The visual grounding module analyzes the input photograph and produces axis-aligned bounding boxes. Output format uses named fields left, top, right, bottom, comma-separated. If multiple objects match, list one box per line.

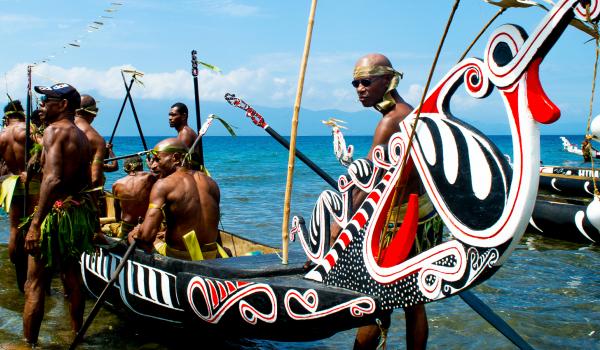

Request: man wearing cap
left=0, top=100, right=40, bottom=292
left=345, top=54, right=439, bottom=350
left=23, top=83, right=98, bottom=346
left=129, top=138, right=226, bottom=260
left=107, top=155, right=158, bottom=238
left=75, top=94, right=117, bottom=188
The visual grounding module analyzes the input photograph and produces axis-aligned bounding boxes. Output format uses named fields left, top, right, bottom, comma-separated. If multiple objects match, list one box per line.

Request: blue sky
left=1, top=0, right=598, bottom=136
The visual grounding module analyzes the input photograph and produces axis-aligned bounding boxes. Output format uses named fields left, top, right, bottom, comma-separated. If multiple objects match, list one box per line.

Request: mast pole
left=281, top=0, right=317, bottom=264
left=191, top=50, right=205, bottom=168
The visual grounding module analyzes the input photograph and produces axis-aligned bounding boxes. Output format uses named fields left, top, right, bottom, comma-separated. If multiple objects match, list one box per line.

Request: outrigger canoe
left=528, top=194, right=600, bottom=244
left=538, top=165, right=598, bottom=197
left=81, top=0, right=596, bottom=341
left=81, top=233, right=385, bottom=341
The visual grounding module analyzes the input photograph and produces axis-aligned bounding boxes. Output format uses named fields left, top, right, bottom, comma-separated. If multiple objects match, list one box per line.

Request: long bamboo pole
left=281, top=0, right=317, bottom=265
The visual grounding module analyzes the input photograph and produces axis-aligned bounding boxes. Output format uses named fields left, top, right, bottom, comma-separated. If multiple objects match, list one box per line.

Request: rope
left=379, top=0, right=461, bottom=260
left=375, top=318, right=388, bottom=350
left=458, top=7, right=506, bottom=62
left=584, top=4, right=600, bottom=196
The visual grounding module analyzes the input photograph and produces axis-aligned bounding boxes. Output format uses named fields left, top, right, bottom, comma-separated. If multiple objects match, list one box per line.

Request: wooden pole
left=281, top=0, right=317, bottom=265
left=191, top=50, right=205, bottom=167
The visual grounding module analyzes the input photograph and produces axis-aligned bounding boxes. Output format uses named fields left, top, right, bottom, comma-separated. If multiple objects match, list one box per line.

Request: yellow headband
left=151, top=143, right=188, bottom=155
left=76, top=106, right=98, bottom=116
left=353, top=65, right=404, bottom=113
left=4, top=111, right=25, bottom=118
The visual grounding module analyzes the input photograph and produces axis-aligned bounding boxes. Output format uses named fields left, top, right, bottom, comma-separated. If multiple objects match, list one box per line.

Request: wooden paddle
left=69, top=241, right=137, bottom=350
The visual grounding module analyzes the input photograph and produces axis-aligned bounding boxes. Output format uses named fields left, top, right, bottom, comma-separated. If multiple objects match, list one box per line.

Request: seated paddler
left=105, top=155, right=158, bottom=238
left=129, top=138, right=226, bottom=260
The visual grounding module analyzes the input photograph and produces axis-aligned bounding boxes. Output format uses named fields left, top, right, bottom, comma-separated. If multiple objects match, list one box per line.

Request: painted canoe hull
left=81, top=240, right=384, bottom=341
left=538, top=166, right=599, bottom=197
left=540, top=165, right=600, bottom=178
left=528, top=196, right=600, bottom=244
left=538, top=174, right=595, bottom=198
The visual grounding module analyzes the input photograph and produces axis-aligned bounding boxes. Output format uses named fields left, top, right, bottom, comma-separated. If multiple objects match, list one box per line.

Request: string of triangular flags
left=33, top=2, right=124, bottom=65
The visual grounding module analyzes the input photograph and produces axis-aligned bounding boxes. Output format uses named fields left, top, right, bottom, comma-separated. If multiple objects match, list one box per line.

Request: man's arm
left=103, top=143, right=119, bottom=172
left=24, top=127, right=63, bottom=253
left=90, top=135, right=106, bottom=187
left=112, top=183, right=122, bottom=221
left=134, top=180, right=169, bottom=252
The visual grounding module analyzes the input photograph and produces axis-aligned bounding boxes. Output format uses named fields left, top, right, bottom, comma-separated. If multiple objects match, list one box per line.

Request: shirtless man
left=23, top=83, right=97, bottom=345
left=169, top=102, right=197, bottom=147
left=0, top=100, right=39, bottom=292
left=75, top=94, right=117, bottom=187
left=168, top=102, right=204, bottom=171
left=349, top=54, right=435, bottom=350
left=130, top=138, right=223, bottom=260
left=111, top=155, right=157, bottom=238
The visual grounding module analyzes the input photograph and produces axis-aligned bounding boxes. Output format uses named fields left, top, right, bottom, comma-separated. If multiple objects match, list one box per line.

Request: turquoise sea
left=0, top=134, right=598, bottom=349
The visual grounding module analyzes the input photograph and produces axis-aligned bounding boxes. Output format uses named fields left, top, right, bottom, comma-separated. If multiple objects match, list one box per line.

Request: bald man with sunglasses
left=347, top=53, right=434, bottom=350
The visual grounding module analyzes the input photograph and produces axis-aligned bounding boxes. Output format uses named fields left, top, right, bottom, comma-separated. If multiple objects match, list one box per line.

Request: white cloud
left=402, top=84, right=424, bottom=106
left=4, top=63, right=297, bottom=107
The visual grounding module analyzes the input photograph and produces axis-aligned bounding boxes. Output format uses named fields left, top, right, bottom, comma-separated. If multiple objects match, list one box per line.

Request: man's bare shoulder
left=76, top=120, right=104, bottom=144
left=388, top=101, right=413, bottom=121
left=155, top=172, right=184, bottom=190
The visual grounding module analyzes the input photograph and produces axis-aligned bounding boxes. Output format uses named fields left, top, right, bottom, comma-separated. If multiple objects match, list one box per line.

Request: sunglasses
left=40, top=95, right=63, bottom=103
left=352, top=78, right=373, bottom=88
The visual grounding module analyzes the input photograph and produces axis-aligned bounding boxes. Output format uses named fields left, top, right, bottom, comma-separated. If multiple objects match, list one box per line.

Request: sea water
left=0, top=135, right=598, bottom=349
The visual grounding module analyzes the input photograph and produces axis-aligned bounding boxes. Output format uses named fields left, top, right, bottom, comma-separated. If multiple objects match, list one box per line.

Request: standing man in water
left=348, top=53, right=436, bottom=350
left=168, top=102, right=197, bottom=148
left=23, top=83, right=97, bottom=346
left=75, top=94, right=117, bottom=187
left=0, top=100, right=40, bottom=292
left=168, top=102, right=204, bottom=171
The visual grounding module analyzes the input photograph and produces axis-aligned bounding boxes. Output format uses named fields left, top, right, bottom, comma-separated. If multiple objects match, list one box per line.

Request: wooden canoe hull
left=528, top=196, right=600, bottom=244
left=538, top=173, right=595, bottom=198
left=81, top=235, right=384, bottom=341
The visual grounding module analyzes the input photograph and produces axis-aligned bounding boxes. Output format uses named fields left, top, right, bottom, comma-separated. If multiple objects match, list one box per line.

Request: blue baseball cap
left=34, top=83, right=81, bottom=107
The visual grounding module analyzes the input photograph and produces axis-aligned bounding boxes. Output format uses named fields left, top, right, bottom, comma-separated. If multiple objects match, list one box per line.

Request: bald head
left=153, top=138, right=188, bottom=154
left=355, top=53, right=393, bottom=69
left=150, top=138, right=189, bottom=177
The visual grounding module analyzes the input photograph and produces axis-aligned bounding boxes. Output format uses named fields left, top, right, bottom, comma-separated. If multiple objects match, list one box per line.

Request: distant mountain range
left=91, top=98, right=583, bottom=137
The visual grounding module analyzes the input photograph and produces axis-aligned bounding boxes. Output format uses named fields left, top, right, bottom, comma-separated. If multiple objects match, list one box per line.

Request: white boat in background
left=560, top=136, right=600, bottom=159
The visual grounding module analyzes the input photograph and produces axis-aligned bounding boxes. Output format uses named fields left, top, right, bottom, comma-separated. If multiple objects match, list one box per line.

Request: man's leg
left=354, top=312, right=391, bottom=350
left=8, top=199, right=27, bottom=292
left=61, top=261, right=85, bottom=332
left=404, top=304, right=428, bottom=350
left=23, top=255, right=49, bottom=344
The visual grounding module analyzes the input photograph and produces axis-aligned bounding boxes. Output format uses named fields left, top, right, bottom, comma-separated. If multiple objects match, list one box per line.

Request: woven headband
left=353, top=65, right=404, bottom=113
left=75, top=106, right=98, bottom=116
left=4, top=111, right=25, bottom=118
left=151, top=144, right=188, bottom=154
